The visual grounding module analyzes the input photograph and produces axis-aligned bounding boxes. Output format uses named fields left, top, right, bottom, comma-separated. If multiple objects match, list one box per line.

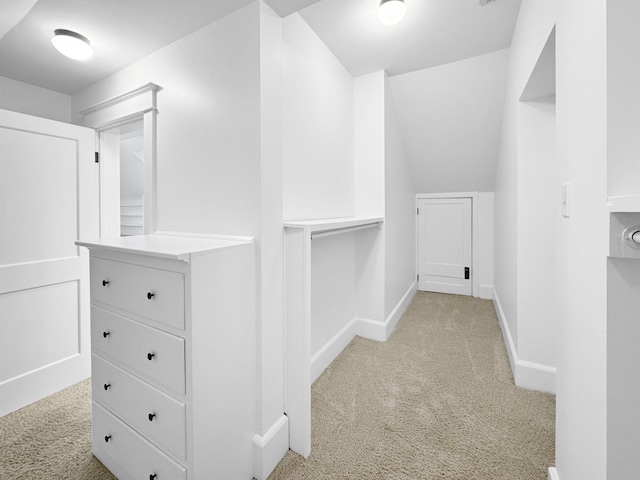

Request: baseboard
left=516, top=358, right=556, bottom=394
left=310, top=282, right=417, bottom=383
left=357, top=281, right=417, bottom=342
left=478, top=284, right=493, bottom=300
left=253, top=414, right=289, bottom=480
left=383, top=281, right=417, bottom=338
left=310, top=318, right=359, bottom=383
left=548, top=467, right=560, bottom=480
left=492, top=288, right=556, bottom=394
left=492, top=289, right=518, bottom=375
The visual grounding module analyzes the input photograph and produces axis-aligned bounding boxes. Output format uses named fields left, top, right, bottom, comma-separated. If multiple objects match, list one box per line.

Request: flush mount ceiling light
left=51, top=29, right=93, bottom=60
left=378, top=0, right=407, bottom=26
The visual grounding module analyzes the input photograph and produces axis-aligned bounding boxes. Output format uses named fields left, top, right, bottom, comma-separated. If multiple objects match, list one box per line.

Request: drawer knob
left=147, top=352, right=155, bottom=361
left=147, top=292, right=155, bottom=300
left=102, top=280, right=109, bottom=286
left=103, top=383, right=111, bottom=391
left=148, top=413, right=156, bottom=421
left=104, top=435, right=112, bottom=443
left=149, top=475, right=157, bottom=480
left=103, top=331, right=110, bottom=338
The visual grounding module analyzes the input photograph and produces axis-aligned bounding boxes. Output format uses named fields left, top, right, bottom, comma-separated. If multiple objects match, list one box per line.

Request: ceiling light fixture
left=51, top=29, right=93, bottom=60
left=378, top=0, right=407, bottom=26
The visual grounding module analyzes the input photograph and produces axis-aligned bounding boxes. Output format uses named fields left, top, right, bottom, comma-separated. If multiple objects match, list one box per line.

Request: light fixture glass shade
left=51, top=29, right=93, bottom=60
left=378, top=0, right=406, bottom=25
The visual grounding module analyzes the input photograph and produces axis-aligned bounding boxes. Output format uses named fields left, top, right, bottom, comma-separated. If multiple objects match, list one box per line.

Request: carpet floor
left=0, top=292, right=555, bottom=479
left=269, top=292, right=555, bottom=479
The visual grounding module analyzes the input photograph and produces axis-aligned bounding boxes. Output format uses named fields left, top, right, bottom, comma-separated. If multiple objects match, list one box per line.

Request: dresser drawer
left=92, top=354, right=187, bottom=460
left=91, top=257, right=185, bottom=330
left=92, top=306, right=186, bottom=394
left=92, top=402, right=186, bottom=480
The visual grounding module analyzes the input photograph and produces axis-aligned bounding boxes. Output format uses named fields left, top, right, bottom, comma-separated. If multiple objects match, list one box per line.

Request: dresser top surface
left=76, top=232, right=253, bottom=261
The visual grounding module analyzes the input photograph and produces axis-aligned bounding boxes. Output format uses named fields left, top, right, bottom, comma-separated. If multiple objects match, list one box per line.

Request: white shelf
left=283, top=215, right=383, bottom=458
left=609, top=195, right=640, bottom=213
left=284, top=216, right=383, bottom=235
left=76, top=232, right=253, bottom=262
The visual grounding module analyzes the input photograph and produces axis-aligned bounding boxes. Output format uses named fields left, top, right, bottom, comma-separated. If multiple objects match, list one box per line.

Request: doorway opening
left=101, top=120, right=145, bottom=236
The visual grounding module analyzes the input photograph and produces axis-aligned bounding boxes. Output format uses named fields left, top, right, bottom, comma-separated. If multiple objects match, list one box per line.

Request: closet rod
left=311, top=222, right=380, bottom=240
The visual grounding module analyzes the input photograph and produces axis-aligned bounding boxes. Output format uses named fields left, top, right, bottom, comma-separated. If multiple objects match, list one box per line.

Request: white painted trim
left=252, top=415, right=289, bottom=480
left=416, top=192, right=479, bottom=297
left=608, top=194, right=640, bottom=213
left=478, top=284, right=494, bottom=300
left=493, top=288, right=556, bottom=394
left=383, top=280, right=417, bottom=338
left=493, top=288, right=518, bottom=375
left=311, top=281, right=417, bottom=383
left=311, top=318, right=359, bottom=383
left=79, top=83, right=161, bottom=117
left=81, top=83, right=161, bottom=236
left=357, top=281, right=417, bottom=342
left=548, top=467, right=560, bottom=480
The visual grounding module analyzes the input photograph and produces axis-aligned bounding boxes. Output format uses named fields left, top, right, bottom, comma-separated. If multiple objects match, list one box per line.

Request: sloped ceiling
left=0, top=0, right=520, bottom=193
left=0, top=0, right=254, bottom=94
left=299, top=0, right=521, bottom=77
left=389, top=48, right=510, bottom=193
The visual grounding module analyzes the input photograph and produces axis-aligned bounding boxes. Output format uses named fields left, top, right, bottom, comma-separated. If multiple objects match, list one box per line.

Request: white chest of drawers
left=76, top=233, right=255, bottom=480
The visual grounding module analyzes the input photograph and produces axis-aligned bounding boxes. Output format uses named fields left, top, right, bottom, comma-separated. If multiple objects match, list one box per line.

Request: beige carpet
left=269, top=292, right=555, bottom=479
left=0, top=292, right=555, bottom=479
left=0, top=379, right=116, bottom=480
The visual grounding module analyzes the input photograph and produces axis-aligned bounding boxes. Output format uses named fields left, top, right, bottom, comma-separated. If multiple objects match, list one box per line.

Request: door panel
left=0, top=109, right=97, bottom=416
left=418, top=197, right=472, bottom=295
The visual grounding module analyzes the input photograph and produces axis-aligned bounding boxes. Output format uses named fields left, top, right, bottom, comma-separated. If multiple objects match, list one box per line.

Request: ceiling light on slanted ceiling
left=378, top=0, right=406, bottom=26
left=51, top=29, right=93, bottom=60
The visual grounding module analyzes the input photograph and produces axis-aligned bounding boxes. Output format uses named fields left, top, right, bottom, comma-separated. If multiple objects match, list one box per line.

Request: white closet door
left=0, top=109, right=98, bottom=416
left=418, top=197, right=472, bottom=296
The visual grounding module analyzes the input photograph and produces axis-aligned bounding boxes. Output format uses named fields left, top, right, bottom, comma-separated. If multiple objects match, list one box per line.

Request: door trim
left=78, top=83, right=160, bottom=236
left=416, top=192, right=479, bottom=297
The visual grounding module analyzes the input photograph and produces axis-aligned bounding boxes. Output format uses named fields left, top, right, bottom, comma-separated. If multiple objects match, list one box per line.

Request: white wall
left=383, top=75, right=416, bottom=320
left=495, top=1, right=609, bottom=478
left=255, top=3, right=286, bottom=477
left=0, top=76, right=71, bottom=122
left=606, top=2, right=640, bottom=478
left=517, top=99, right=556, bottom=371
left=607, top=0, right=640, bottom=198
left=72, top=6, right=286, bottom=480
left=73, top=5, right=262, bottom=237
left=281, top=10, right=359, bottom=383
left=119, top=133, right=144, bottom=203
left=607, top=258, right=640, bottom=480
left=388, top=49, right=509, bottom=194
left=282, top=13, right=354, bottom=221
left=477, top=192, right=494, bottom=298
left=354, top=71, right=385, bottom=323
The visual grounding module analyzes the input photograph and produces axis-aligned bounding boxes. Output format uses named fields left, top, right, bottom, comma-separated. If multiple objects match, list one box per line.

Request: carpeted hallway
left=0, top=292, right=555, bottom=479
left=269, top=292, right=555, bottom=479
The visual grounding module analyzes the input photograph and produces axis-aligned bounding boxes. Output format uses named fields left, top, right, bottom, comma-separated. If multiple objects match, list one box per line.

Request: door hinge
left=417, top=207, right=419, bottom=215
left=465, top=267, right=470, bottom=280
left=95, top=152, right=99, bottom=163
left=417, top=274, right=419, bottom=281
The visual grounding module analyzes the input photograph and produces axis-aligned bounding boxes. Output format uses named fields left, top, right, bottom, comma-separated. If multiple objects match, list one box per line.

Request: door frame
left=416, top=192, right=479, bottom=297
left=78, top=83, right=160, bottom=237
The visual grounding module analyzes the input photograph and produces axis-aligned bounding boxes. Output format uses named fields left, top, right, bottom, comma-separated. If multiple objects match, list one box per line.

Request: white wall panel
left=0, top=282, right=79, bottom=382
left=0, top=128, right=77, bottom=264
left=282, top=13, right=354, bottom=221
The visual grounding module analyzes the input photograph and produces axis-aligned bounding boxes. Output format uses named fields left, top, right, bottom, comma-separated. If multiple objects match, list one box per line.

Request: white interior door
left=418, top=197, right=472, bottom=295
left=0, top=109, right=98, bottom=416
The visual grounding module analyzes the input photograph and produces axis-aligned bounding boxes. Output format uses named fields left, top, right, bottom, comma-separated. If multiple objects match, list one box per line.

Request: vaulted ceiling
left=0, top=0, right=521, bottom=192
left=0, top=0, right=520, bottom=95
